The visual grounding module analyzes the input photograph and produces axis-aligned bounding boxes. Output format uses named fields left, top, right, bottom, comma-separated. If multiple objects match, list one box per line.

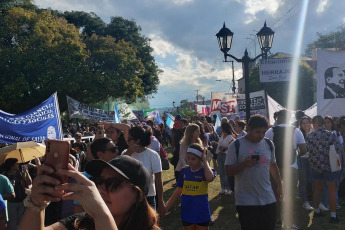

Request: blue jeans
left=146, top=196, right=156, bottom=210
left=217, top=153, right=230, bottom=190
left=297, top=157, right=312, bottom=202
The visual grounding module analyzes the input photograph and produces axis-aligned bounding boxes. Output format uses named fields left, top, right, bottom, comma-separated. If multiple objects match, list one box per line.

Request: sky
left=33, top=0, right=345, bottom=109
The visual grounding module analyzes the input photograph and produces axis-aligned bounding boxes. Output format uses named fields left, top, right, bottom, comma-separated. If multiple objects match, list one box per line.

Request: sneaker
left=330, top=216, right=340, bottom=224
left=302, top=201, right=314, bottom=211
left=219, top=189, right=225, bottom=195
left=319, top=203, right=330, bottom=211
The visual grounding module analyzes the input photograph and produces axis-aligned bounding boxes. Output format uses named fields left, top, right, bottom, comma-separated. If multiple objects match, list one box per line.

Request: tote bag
left=329, top=145, right=342, bottom=172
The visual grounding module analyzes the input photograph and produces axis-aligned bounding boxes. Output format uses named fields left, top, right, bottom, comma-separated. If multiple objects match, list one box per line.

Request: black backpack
left=272, top=126, right=296, bottom=170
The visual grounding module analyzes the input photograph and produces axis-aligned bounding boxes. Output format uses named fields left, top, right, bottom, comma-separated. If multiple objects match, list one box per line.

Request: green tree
left=249, top=61, right=315, bottom=110
left=0, top=8, right=145, bottom=113
left=105, top=17, right=161, bottom=95
left=60, top=12, right=161, bottom=96
left=305, top=28, right=345, bottom=57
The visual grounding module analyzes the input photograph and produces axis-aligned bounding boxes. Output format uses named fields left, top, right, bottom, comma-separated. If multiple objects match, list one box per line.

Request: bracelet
left=23, top=189, right=50, bottom=212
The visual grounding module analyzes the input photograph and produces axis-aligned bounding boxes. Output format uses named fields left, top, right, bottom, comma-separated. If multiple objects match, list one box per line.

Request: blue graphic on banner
left=0, top=93, right=63, bottom=144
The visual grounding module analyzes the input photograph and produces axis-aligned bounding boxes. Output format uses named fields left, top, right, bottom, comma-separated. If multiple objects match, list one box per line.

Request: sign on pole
left=259, top=58, right=292, bottom=82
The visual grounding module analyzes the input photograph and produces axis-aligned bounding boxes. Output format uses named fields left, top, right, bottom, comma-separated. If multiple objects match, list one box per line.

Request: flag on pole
left=114, top=103, right=121, bottom=123
left=214, top=114, right=221, bottom=132
left=155, top=113, right=163, bottom=126
left=166, top=113, right=175, bottom=129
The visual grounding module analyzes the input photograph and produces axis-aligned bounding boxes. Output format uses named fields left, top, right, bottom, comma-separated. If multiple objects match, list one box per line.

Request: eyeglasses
left=105, top=146, right=118, bottom=153
left=91, top=177, right=126, bottom=192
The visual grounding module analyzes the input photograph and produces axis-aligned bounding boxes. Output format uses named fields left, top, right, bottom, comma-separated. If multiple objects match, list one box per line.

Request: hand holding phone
left=44, top=140, right=70, bottom=186
left=251, top=155, right=260, bottom=161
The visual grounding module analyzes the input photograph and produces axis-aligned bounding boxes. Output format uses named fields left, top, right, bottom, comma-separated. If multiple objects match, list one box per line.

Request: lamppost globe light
left=256, top=21, right=275, bottom=55
left=216, top=22, right=234, bottom=54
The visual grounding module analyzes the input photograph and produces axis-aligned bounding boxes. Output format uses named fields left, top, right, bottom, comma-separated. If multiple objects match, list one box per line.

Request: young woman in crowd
left=216, top=122, right=235, bottom=195
left=323, top=115, right=343, bottom=210
left=18, top=155, right=160, bottom=230
left=297, top=116, right=313, bottom=211
left=175, top=124, right=203, bottom=179
left=122, top=126, right=166, bottom=215
left=166, top=143, right=216, bottom=230
left=103, top=123, right=130, bottom=154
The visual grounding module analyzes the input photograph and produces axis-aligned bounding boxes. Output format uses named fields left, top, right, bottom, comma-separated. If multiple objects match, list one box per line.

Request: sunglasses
left=91, top=177, right=136, bottom=193
left=105, top=146, right=118, bottom=153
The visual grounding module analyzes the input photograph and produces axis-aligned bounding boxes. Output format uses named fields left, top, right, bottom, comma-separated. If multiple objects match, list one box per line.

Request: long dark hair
left=221, top=122, right=236, bottom=137
left=129, top=126, right=151, bottom=147
left=74, top=186, right=160, bottom=230
left=116, top=130, right=129, bottom=154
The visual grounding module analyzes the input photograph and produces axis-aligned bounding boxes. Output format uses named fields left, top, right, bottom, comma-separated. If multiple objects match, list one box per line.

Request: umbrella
left=0, top=141, right=46, bottom=165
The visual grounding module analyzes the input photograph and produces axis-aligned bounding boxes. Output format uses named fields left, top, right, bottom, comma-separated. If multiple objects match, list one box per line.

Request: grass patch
left=160, top=147, right=345, bottom=230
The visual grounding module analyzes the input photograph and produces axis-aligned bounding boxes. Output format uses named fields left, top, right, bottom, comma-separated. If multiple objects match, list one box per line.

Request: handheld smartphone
left=251, top=155, right=260, bottom=161
left=44, top=139, right=70, bottom=185
left=95, top=125, right=105, bottom=139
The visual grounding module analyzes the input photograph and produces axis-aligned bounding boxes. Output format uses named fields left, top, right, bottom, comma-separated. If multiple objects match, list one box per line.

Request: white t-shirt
left=216, top=134, right=234, bottom=154
left=122, top=148, right=162, bottom=197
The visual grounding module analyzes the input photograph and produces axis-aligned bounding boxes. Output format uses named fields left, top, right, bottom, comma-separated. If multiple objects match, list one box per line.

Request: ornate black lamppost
left=216, top=21, right=274, bottom=121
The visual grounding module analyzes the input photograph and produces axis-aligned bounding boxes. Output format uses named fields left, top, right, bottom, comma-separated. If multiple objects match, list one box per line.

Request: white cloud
left=171, top=0, right=193, bottom=5
left=316, top=0, right=329, bottom=14
left=235, top=0, right=282, bottom=24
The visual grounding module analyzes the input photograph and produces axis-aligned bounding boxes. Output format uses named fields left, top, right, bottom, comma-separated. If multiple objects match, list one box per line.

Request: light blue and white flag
left=214, top=114, right=221, bottom=133
left=114, top=103, right=121, bottom=123
left=155, top=113, right=163, bottom=126
left=0, top=92, right=63, bottom=144
left=166, top=113, right=175, bottom=129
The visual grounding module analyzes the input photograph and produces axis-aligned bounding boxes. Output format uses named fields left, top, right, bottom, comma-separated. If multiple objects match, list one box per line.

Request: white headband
left=187, top=148, right=203, bottom=158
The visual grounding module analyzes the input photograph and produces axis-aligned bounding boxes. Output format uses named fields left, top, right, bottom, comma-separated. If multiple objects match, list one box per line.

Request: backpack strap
left=264, top=137, right=273, bottom=152
left=234, top=139, right=240, bottom=159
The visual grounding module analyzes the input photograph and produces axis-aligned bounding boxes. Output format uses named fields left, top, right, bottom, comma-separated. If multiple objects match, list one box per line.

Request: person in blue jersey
left=165, top=143, right=216, bottom=230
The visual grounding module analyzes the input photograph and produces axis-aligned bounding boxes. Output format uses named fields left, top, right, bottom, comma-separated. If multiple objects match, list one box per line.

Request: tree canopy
left=304, top=27, right=345, bottom=57
left=0, top=7, right=146, bottom=113
left=0, top=1, right=161, bottom=113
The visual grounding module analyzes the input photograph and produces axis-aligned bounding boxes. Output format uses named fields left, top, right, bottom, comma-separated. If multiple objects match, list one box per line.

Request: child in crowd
left=166, top=143, right=216, bottom=230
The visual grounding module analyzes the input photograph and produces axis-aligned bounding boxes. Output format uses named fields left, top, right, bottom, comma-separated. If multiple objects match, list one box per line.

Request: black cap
left=85, top=155, right=150, bottom=196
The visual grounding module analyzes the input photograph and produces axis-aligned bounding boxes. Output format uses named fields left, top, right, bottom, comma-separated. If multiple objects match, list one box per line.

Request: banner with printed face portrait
left=317, top=49, right=345, bottom=116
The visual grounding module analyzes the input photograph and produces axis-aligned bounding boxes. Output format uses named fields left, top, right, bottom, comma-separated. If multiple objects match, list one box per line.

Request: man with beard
left=324, top=67, right=345, bottom=99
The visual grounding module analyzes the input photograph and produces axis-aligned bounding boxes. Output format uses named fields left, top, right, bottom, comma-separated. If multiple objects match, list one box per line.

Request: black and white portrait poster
left=317, top=49, right=345, bottom=116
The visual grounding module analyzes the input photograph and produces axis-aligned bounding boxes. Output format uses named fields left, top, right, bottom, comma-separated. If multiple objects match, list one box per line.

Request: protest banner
left=118, top=103, right=139, bottom=123
left=196, top=105, right=211, bottom=115
left=211, top=90, right=268, bottom=118
left=317, top=49, right=345, bottom=116
left=67, top=96, right=115, bottom=122
left=259, top=58, right=292, bottom=82
left=210, top=92, right=237, bottom=115
left=0, top=93, right=63, bottom=144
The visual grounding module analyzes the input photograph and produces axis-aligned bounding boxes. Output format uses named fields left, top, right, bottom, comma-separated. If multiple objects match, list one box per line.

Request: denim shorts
left=311, top=169, right=340, bottom=182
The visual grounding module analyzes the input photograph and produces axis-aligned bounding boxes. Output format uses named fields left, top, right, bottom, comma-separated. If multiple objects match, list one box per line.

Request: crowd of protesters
left=0, top=111, right=345, bottom=229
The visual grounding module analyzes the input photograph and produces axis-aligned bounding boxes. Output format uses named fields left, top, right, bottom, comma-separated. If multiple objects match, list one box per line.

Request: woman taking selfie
left=18, top=155, right=160, bottom=230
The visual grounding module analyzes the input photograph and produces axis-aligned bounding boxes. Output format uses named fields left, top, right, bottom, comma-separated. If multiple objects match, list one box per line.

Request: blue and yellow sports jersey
left=177, top=166, right=216, bottom=224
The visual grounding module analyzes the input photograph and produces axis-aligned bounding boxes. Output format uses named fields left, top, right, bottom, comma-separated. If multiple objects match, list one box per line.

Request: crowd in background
left=0, top=111, right=345, bottom=230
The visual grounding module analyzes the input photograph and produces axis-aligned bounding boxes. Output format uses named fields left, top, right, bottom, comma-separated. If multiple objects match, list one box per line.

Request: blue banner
left=0, top=93, right=63, bottom=144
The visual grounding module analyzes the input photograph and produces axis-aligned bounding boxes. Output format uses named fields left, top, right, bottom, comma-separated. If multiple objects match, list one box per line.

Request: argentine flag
left=114, top=103, right=121, bottom=123
left=155, top=113, right=163, bottom=126
left=214, top=114, right=221, bottom=132
left=166, top=113, right=175, bottom=129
